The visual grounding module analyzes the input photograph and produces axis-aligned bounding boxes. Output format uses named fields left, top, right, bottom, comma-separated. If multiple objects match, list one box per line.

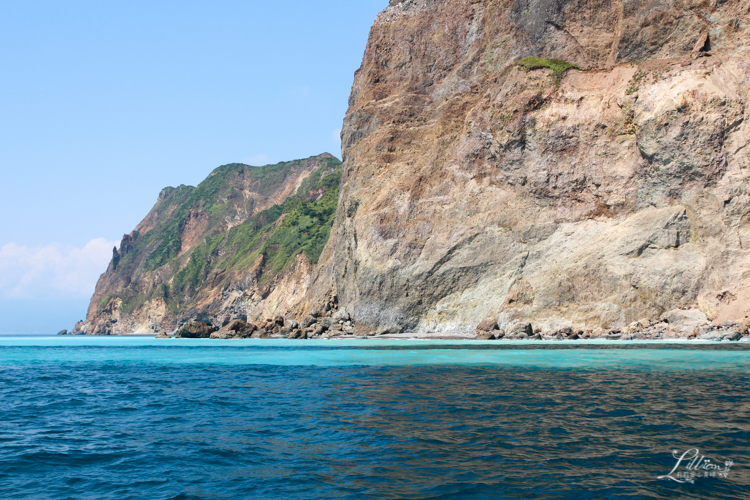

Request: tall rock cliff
left=76, top=154, right=341, bottom=334
left=307, top=0, right=750, bottom=333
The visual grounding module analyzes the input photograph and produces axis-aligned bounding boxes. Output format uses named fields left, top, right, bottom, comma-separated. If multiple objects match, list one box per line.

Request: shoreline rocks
left=208, top=319, right=257, bottom=339
left=162, top=306, right=361, bottom=340
left=160, top=312, right=750, bottom=343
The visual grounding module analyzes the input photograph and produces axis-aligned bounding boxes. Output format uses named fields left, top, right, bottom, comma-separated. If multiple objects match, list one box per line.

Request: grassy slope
left=172, top=158, right=341, bottom=296
left=104, top=155, right=341, bottom=315
left=517, top=56, right=580, bottom=84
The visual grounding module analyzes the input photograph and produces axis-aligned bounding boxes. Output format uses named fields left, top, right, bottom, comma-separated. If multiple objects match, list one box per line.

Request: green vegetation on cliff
left=517, top=56, right=579, bottom=84
left=143, top=164, right=244, bottom=271
left=173, top=158, right=340, bottom=294
left=99, top=154, right=341, bottom=315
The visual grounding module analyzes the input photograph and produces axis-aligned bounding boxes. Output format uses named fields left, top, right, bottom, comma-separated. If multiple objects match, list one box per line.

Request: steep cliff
left=307, top=0, right=750, bottom=334
left=75, top=154, right=341, bottom=334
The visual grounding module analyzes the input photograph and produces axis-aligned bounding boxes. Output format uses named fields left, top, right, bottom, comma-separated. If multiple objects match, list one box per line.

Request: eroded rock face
left=307, top=0, right=750, bottom=334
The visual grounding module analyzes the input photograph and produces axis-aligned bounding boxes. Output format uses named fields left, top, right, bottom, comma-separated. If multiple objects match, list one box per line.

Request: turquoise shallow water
left=0, top=337, right=748, bottom=499
left=2, top=337, right=750, bottom=370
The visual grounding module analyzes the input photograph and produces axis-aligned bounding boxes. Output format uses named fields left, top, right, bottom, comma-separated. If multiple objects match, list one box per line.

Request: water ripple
left=0, top=340, right=747, bottom=498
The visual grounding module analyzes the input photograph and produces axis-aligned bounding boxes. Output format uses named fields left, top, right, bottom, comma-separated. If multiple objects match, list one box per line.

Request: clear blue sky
left=0, top=0, right=386, bottom=333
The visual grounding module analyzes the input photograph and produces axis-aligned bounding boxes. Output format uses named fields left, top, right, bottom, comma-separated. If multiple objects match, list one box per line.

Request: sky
left=0, top=0, right=387, bottom=333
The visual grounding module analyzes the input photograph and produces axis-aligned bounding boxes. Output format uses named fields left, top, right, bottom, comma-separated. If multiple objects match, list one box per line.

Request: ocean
left=0, top=337, right=748, bottom=499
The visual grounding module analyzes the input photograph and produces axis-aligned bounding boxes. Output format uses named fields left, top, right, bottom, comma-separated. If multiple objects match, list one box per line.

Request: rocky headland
left=75, top=0, right=750, bottom=342
left=71, top=154, right=342, bottom=335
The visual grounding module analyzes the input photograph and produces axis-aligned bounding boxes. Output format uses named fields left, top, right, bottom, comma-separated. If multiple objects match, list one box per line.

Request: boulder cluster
left=620, top=320, right=750, bottom=342
left=474, top=316, right=750, bottom=342
left=475, top=320, right=537, bottom=340
left=297, top=309, right=356, bottom=338
left=167, top=308, right=357, bottom=340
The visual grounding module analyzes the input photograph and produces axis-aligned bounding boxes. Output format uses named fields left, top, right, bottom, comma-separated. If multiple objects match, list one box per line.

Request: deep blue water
left=0, top=337, right=748, bottom=499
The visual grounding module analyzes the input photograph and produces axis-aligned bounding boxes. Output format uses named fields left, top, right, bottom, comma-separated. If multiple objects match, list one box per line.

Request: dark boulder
left=224, top=319, right=247, bottom=331
left=232, top=323, right=258, bottom=338
left=288, top=329, right=304, bottom=339
left=509, top=322, right=533, bottom=338
left=725, top=330, right=743, bottom=341
left=475, top=318, right=499, bottom=333
left=312, top=324, right=328, bottom=336
left=558, top=327, right=574, bottom=337
left=57, top=329, right=68, bottom=336
left=176, top=320, right=217, bottom=339
left=301, top=315, right=317, bottom=328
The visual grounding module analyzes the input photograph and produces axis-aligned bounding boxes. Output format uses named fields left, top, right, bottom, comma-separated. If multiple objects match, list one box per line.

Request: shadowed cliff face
left=77, top=154, right=341, bottom=335
left=308, top=0, right=750, bottom=333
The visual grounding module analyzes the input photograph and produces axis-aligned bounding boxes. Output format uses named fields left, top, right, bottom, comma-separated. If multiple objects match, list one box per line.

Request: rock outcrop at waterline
left=72, top=154, right=341, bottom=335
left=304, top=0, right=750, bottom=334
